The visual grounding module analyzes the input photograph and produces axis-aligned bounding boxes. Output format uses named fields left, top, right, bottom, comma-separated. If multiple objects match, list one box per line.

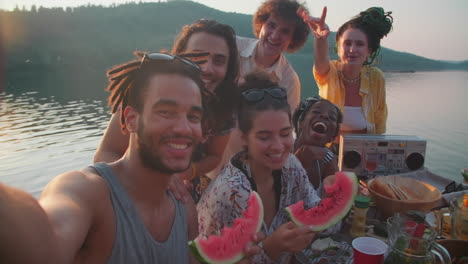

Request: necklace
left=340, top=71, right=361, bottom=83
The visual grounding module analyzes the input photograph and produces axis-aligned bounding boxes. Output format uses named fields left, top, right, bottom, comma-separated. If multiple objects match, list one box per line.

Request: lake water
left=0, top=71, right=467, bottom=197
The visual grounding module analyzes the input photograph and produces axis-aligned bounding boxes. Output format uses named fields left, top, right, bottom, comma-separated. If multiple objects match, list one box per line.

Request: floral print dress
left=197, top=152, right=326, bottom=263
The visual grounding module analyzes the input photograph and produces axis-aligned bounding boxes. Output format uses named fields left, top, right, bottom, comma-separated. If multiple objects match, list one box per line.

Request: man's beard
left=136, top=119, right=193, bottom=174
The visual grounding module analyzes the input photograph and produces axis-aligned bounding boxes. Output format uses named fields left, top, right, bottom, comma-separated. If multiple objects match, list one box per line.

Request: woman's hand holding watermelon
left=322, top=174, right=336, bottom=188
left=235, top=232, right=266, bottom=264
left=263, top=221, right=315, bottom=261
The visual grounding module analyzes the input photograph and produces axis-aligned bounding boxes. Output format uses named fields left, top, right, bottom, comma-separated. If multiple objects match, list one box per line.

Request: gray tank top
left=92, top=163, right=190, bottom=264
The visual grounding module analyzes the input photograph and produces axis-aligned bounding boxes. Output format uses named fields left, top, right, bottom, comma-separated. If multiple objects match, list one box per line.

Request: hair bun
left=359, top=7, right=393, bottom=39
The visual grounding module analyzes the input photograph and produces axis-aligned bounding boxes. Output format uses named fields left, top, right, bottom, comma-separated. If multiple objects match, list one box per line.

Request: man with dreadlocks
left=0, top=53, right=261, bottom=263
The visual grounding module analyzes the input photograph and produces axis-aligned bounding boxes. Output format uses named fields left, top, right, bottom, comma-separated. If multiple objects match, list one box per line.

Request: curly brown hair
left=253, top=0, right=310, bottom=53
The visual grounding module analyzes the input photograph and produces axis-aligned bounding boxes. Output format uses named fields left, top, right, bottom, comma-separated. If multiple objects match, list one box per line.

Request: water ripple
left=1, top=72, right=468, bottom=196
left=0, top=92, right=110, bottom=196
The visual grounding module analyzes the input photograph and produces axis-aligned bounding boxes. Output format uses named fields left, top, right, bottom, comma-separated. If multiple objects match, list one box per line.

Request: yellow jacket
left=313, top=60, right=387, bottom=134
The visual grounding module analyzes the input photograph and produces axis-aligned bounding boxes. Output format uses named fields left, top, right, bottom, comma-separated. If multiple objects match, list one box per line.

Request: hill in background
left=1, top=1, right=467, bottom=99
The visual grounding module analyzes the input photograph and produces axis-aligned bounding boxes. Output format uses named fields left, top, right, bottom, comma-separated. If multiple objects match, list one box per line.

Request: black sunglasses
left=298, top=96, right=321, bottom=113
left=241, top=87, right=287, bottom=103
left=140, top=52, right=204, bottom=71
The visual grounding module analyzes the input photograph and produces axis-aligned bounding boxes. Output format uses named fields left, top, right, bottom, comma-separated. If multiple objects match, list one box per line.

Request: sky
left=1, top=0, right=468, bottom=61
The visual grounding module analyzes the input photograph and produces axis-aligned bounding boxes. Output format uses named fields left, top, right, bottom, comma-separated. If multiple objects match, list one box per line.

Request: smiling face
left=131, top=73, right=203, bottom=174
left=257, top=15, right=295, bottom=61
left=298, top=101, right=339, bottom=147
left=337, top=27, right=372, bottom=66
left=242, top=109, right=293, bottom=172
left=184, top=32, right=229, bottom=92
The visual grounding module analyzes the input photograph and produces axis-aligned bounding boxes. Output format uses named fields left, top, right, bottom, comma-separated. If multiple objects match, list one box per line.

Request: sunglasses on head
left=241, top=87, right=287, bottom=103
left=140, top=52, right=205, bottom=71
left=298, top=96, right=321, bottom=112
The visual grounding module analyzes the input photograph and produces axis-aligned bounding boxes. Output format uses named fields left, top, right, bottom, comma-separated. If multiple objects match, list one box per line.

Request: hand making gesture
left=297, top=6, right=330, bottom=39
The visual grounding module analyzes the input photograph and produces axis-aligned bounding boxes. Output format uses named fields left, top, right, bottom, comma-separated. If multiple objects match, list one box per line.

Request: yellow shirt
left=313, top=60, right=387, bottom=134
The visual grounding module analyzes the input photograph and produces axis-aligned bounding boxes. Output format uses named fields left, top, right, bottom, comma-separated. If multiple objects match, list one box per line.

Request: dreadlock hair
left=106, top=51, right=206, bottom=131
left=253, top=0, right=311, bottom=53
left=237, top=71, right=291, bottom=135
left=336, top=7, right=393, bottom=65
left=292, top=96, right=343, bottom=139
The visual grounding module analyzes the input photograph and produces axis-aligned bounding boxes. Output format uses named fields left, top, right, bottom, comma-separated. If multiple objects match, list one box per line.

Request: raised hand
left=297, top=6, right=330, bottom=39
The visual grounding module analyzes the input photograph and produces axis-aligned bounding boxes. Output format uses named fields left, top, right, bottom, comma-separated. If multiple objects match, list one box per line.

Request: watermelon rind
left=189, top=239, right=243, bottom=264
left=188, top=191, right=264, bottom=264
left=285, top=171, right=358, bottom=231
left=189, top=240, right=212, bottom=264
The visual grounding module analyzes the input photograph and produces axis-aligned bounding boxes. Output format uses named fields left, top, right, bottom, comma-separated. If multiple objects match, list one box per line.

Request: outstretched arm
left=94, top=112, right=130, bottom=163
left=0, top=184, right=61, bottom=264
left=297, top=6, right=331, bottom=75
left=0, top=172, right=97, bottom=263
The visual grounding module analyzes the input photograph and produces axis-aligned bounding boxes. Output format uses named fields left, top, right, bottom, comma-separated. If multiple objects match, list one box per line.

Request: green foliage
left=1, top=1, right=466, bottom=99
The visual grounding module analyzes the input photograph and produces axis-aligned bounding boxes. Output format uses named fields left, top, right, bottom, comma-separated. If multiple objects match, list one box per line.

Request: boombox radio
left=338, top=134, right=426, bottom=178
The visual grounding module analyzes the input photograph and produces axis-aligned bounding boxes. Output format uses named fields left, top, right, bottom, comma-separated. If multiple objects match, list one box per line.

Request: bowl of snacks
left=368, top=175, right=441, bottom=218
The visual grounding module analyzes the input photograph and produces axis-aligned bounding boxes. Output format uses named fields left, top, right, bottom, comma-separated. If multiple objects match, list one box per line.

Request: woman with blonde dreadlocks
left=94, top=19, right=240, bottom=203
left=298, top=7, right=393, bottom=135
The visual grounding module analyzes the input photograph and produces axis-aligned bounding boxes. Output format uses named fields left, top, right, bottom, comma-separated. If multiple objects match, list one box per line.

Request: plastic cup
left=352, top=237, right=387, bottom=264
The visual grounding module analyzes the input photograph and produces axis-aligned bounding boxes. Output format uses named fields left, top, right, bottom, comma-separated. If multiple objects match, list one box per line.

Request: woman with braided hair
left=292, top=96, right=342, bottom=193
left=94, top=19, right=240, bottom=203
left=298, top=7, right=393, bottom=135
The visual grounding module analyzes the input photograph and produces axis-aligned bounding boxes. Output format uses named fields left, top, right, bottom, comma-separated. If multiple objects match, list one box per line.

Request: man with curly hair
left=209, top=0, right=311, bottom=179
left=237, top=0, right=310, bottom=111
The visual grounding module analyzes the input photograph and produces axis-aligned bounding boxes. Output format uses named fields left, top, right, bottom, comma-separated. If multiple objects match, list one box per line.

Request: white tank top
left=342, top=106, right=367, bottom=131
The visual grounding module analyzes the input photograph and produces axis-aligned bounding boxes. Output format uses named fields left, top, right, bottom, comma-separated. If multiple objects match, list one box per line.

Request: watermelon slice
left=189, top=191, right=264, bottom=264
left=285, top=171, right=358, bottom=231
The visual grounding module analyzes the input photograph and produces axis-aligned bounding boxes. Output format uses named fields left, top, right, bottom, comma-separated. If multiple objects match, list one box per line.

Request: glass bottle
left=350, top=195, right=370, bottom=238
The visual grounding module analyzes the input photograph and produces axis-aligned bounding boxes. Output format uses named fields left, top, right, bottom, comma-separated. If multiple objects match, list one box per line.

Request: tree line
left=1, top=1, right=466, bottom=98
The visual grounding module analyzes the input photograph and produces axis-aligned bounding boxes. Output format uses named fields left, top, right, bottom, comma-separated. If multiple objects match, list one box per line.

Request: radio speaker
left=339, top=134, right=426, bottom=177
